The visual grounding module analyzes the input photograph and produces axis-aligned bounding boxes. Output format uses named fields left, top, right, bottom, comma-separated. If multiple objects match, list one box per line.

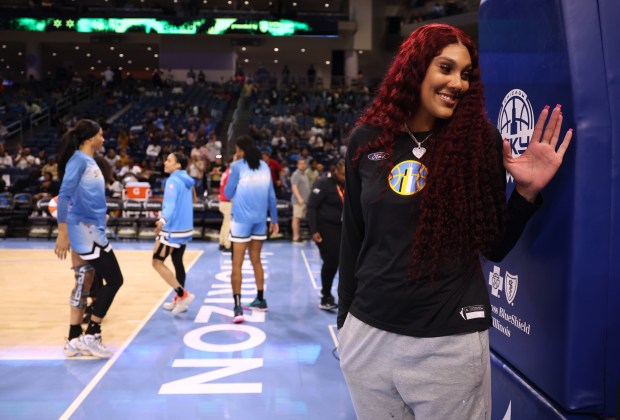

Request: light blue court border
left=0, top=239, right=354, bottom=419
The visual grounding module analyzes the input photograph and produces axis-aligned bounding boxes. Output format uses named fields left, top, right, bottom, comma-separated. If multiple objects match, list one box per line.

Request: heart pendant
left=412, top=146, right=426, bottom=159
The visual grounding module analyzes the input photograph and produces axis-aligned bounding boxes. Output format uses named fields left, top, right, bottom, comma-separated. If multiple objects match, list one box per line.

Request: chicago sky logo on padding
left=498, top=89, right=535, bottom=183
left=388, top=160, right=428, bottom=196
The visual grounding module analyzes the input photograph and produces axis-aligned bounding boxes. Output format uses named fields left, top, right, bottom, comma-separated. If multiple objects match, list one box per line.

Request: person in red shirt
left=262, top=151, right=282, bottom=194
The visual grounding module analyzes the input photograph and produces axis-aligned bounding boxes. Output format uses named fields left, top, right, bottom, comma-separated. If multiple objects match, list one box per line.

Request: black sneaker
left=319, top=295, right=338, bottom=311
left=233, top=305, right=244, bottom=323
left=218, top=244, right=225, bottom=251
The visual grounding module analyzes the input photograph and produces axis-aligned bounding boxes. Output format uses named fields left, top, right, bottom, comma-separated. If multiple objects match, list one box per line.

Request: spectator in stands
left=0, top=143, right=13, bottom=168
left=117, top=148, right=131, bottom=169
left=189, top=142, right=208, bottom=190
left=56, top=119, right=125, bottom=359
left=290, top=157, right=310, bottom=243
left=186, top=69, right=196, bottom=86
left=33, top=171, right=58, bottom=202
left=106, top=172, right=122, bottom=198
left=337, top=24, right=573, bottom=419
left=234, top=64, right=245, bottom=84
left=209, top=155, right=226, bottom=180
left=306, top=158, right=320, bottom=188
left=307, top=158, right=345, bottom=311
left=153, top=152, right=196, bottom=315
left=117, top=156, right=142, bottom=178
left=271, top=128, right=287, bottom=149
left=308, top=132, right=324, bottom=151
left=146, top=138, right=162, bottom=159
left=42, top=157, right=58, bottom=180
left=14, top=147, right=39, bottom=169
left=152, top=69, right=163, bottom=89
left=197, top=70, right=206, bottom=86
left=224, top=136, right=279, bottom=323
left=206, top=133, right=222, bottom=163
left=104, top=148, right=120, bottom=171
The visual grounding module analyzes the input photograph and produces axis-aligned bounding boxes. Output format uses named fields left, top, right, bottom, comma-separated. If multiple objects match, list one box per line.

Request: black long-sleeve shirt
left=337, top=124, right=541, bottom=336
left=306, top=175, right=344, bottom=234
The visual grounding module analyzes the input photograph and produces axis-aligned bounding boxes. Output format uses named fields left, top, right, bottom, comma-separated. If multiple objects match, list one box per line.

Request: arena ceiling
left=0, top=0, right=354, bottom=17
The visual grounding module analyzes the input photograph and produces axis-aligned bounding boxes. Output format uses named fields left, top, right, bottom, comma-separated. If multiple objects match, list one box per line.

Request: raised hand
left=502, top=104, right=573, bottom=202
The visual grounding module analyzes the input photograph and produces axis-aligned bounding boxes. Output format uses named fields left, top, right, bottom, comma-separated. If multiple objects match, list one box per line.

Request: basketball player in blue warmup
left=224, top=136, right=279, bottom=323
left=55, top=119, right=124, bottom=359
left=153, top=152, right=196, bottom=315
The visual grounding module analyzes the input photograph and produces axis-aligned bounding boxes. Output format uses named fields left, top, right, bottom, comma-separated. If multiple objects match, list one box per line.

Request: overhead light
left=110, top=46, right=115, bottom=50
left=244, top=58, right=249, bottom=63
left=74, top=46, right=80, bottom=50
left=301, top=48, right=306, bottom=52
left=242, top=47, right=246, bottom=51
left=274, top=47, right=279, bottom=52
left=274, top=59, right=278, bottom=63
left=119, top=53, right=124, bottom=57
left=154, top=53, right=159, bottom=58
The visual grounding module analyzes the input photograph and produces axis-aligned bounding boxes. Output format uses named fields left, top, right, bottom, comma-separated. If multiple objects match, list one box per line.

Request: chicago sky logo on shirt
left=388, top=160, right=428, bottom=196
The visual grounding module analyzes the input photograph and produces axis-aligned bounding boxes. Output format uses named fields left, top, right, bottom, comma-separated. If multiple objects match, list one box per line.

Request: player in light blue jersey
left=153, top=152, right=196, bottom=315
left=224, top=136, right=279, bottom=323
left=55, top=119, right=124, bottom=358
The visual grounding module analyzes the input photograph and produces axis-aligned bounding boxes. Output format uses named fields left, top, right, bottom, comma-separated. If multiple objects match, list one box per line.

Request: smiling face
left=411, top=43, right=472, bottom=130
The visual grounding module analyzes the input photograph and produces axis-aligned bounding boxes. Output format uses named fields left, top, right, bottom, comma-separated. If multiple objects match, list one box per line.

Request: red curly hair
left=356, top=23, right=507, bottom=277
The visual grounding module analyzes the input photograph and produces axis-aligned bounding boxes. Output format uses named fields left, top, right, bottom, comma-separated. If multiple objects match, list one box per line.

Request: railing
left=29, top=108, right=50, bottom=133
left=5, top=120, right=23, bottom=142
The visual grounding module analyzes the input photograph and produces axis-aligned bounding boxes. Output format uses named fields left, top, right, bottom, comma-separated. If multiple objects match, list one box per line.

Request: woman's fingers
left=549, top=113, right=563, bottom=149
left=556, top=128, right=574, bottom=158
left=541, top=105, right=562, bottom=145
left=531, top=106, right=550, bottom=143
left=533, top=105, right=563, bottom=145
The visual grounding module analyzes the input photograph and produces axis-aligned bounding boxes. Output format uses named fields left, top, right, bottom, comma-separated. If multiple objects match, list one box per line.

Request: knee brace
left=69, top=264, right=94, bottom=308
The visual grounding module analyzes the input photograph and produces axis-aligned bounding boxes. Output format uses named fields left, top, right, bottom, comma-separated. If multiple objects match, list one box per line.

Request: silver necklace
left=403, top=124, right=432, bottom=159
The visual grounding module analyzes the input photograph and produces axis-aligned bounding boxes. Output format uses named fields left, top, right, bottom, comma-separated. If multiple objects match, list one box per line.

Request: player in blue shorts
left=224, top=136, right=279, bottom=323
left=153, top=152, right=196, bottom=315
left=55, top=119, right=124, bottom=358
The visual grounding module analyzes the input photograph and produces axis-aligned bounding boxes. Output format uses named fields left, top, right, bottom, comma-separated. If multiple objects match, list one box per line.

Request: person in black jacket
left=337, top=24, right=573, bottom=419
left=307, top=159, right=346, bottom=311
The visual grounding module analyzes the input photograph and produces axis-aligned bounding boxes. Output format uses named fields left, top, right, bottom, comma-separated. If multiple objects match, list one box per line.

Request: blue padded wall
left=479, top=0, right=619, bottom=416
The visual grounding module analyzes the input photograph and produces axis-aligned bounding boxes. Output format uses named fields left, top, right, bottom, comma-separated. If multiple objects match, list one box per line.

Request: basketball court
left=0, top=239, right=355, bottom=419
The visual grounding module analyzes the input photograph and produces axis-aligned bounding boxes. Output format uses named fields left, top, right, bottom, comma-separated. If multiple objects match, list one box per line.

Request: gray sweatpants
left=339, top=315, right=491, bottom=420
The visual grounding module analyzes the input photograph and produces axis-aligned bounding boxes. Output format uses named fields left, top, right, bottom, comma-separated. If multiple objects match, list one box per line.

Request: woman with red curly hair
left=337, top=24, right=572, bottom=419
